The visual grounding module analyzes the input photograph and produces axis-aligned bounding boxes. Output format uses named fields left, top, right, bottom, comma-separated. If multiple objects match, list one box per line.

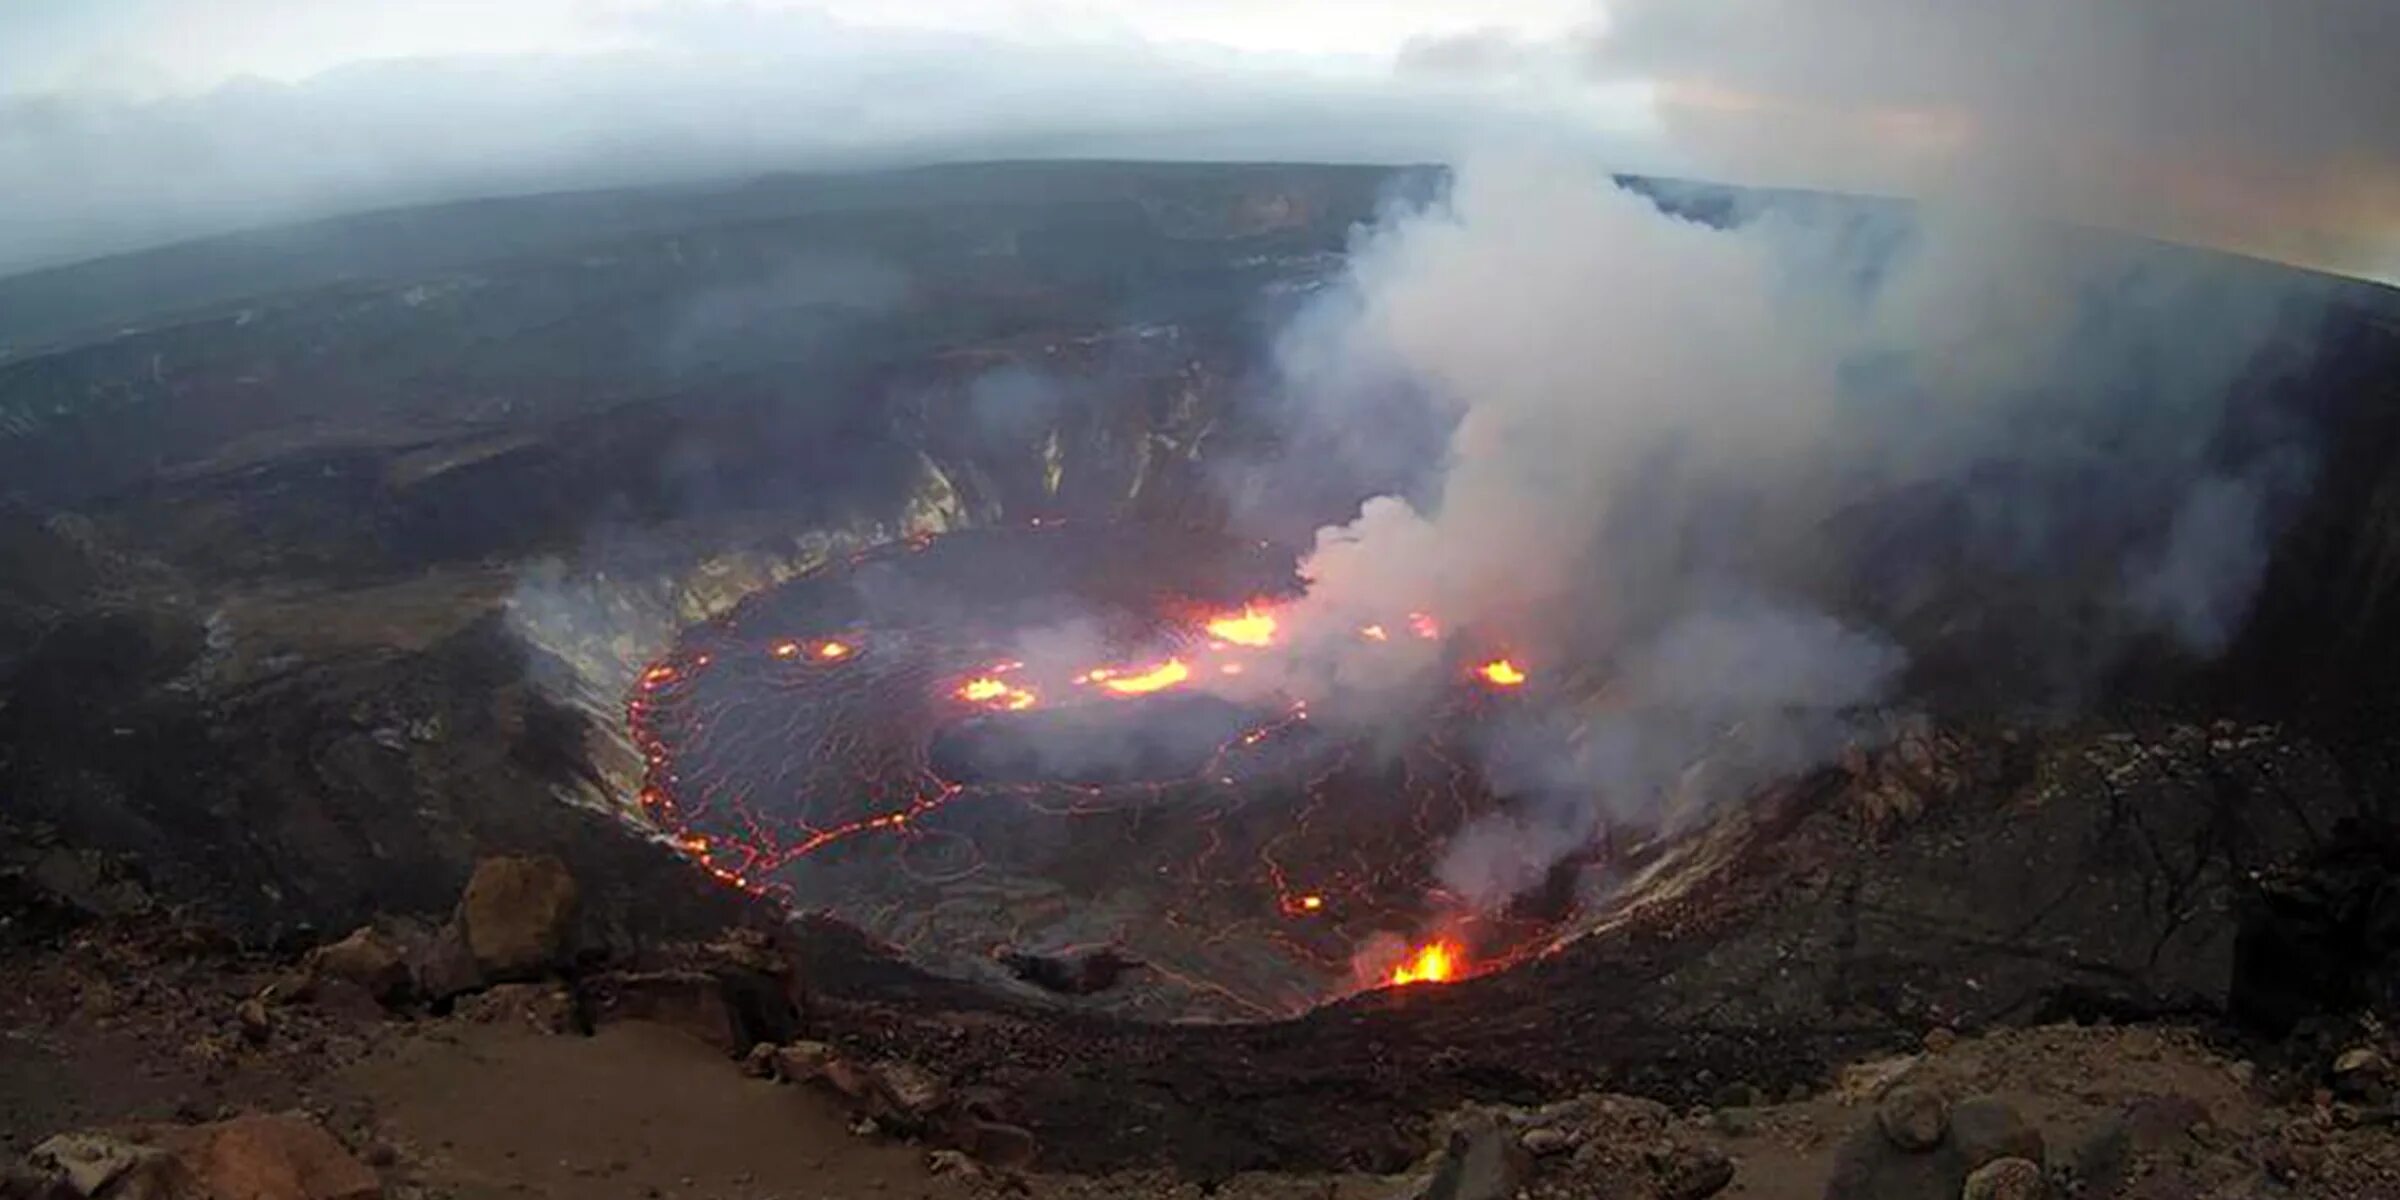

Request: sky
left=1, top=0, right=2395, bottom=282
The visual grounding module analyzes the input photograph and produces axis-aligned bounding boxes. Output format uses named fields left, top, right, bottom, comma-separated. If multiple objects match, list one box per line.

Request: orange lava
left=1098, top=658, right=1191, bottom=695
left=1408, top=612, right=1441, bottom=639
left=1359, top=624, right=1389, bottom=642
left=771, top=641, right=802, bottom=659
left=1477, top=658, right=1527, bottom=687
left=818, top=641, right=854, bottom=660
left=1204, top=604, right=1279, bottom=648
left=1298, top=894, right=1324, bottom=912
left=1387, top=940, right=1462, bottom=986
left=958, top=677, right=1038, bottom=711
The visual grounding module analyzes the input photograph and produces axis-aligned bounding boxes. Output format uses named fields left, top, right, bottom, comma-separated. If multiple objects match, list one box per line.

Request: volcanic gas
left=628, top=524, right=1572, bottom=1020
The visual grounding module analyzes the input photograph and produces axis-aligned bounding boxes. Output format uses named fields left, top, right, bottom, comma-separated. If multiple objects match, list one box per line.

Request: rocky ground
left=6, top=853, right=2400, bottom=1200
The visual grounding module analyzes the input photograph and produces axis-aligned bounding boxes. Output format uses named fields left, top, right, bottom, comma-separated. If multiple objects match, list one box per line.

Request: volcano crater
left=627, top=522, right=1573, bottom=1020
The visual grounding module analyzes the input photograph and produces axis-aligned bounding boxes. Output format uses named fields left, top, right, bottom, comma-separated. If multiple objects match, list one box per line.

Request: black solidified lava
left=628, top=522, right=1570, bottom=1022
left=931, top=693, right=1279, bottom=786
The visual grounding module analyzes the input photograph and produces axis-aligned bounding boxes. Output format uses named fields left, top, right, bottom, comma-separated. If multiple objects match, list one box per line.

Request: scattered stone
left=1962, top=1156, right=2045, bottom=1200
left=1711, top=1082, right=1764, bottom=1110
left=868, top=1060, right=952, bottom=1130
left=456, top=856, right=578, bottom=980
left=1950, top=1095, right=2042, bottom=1171
left=0, top=1161, right=82, bottom=1200
left=237, top=998, right=273, bottom=1045
left=1922, top=1026, right=1958, bottom=1054
left=454, top=983, right=577, bottom=1034
left=1713, top=1108, right=1759, bottom=1138
left=740, top=1042, right=778, bottom=1079
left=774, top=1041, right=836, bottom=1085
left=1655, top=1144, right=1736, bottom=1200
left=2118, top=1028, right=2163, bottom=1061
left=28, top=1132, right=176, bottom=1196
left=307, top=928, right=413, bottom=1006
left=2333, top=1047, right=2392, bottom=1100
left=1877, top=1084, right=1949, bottom=1152
left=1518, top=1127, right=1572, bottom=1157
left=925, top=1150, right=981, bottom=1179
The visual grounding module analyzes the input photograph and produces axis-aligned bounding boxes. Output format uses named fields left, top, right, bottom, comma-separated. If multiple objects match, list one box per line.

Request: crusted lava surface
left=629, top=523, right=1568, bottom=1020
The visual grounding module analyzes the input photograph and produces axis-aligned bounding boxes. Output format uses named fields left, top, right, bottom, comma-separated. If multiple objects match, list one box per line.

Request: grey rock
left=1951, top=1095, right=2043, bottom=1171
left=1657, top=1144, right=1736, bottom=1200
left=1877, top=1084, right=1949, bottom=1152
left=1823, top=1121, right=1967, bottom=1200
left=1422, top=1116, right=1529, bottom=1200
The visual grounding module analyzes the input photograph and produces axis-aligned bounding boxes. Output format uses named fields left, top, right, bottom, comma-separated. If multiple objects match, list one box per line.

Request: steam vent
left=8, top=160, right=2400, bottom=1190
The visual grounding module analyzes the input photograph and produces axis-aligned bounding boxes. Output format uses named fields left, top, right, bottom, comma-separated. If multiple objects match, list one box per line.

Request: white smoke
left=1258, top=152, right=2330, bottom=912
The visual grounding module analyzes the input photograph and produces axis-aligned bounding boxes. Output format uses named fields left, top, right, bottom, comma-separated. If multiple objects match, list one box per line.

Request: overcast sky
left=2, top=0, right=2394, bottom=282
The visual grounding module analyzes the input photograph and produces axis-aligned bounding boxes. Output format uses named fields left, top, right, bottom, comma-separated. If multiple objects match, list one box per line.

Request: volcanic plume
left=1242, top=154, right=2329, bottom=917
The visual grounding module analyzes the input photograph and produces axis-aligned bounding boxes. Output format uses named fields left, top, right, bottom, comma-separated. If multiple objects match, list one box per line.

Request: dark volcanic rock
left=1877, top=1084, right=1949, bottom=1151
left=1419, top=1116, right=1529, bottom=1200
left=1824, top=1121, right=1967, bottom=1200
left=307, top=927, right=413, bottom=1005
left=1950, top=1095, right=2043, bottom=1172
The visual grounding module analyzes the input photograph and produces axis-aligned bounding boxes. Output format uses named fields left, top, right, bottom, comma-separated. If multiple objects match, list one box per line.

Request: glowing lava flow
left=1096, top=658, right=1191, bottom=695
left=1387, top=940, right=1463, bottom=986
left=1477, top=658, right=1528, bottom=687
left=958, top=676, right=1038, bottom=711
left=1205, top=604, right=1279, bottom=647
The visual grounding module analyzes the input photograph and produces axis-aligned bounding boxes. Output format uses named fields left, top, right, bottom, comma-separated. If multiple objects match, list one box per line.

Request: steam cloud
left=1256, top=155, right=2331, bottom=913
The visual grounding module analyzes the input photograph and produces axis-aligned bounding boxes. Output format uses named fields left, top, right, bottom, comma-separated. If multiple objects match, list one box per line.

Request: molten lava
left=1477, top=658, right=1527, bottom=687
left=1097, top=658, right=1191, bottom=695
left=818, top=641, right=854, bottom=660
left=958, top=676, right=1038, bottom=711
left=1408, top=612, right=1441, bottom=640
left=1387, top=940, right=1462, bottom=986
left=1205, top=604, right=1280, bottom=648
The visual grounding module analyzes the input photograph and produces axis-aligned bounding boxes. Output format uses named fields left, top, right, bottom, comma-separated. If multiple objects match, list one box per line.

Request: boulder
left=1876, top=1084, right=1949, bottom=1151
left=774, top=1041, right=837, bottom=1085
left=2333, top=1047, right=2392, bottom=1101
left=405, top=923, right=483, bottom=1005
left=1420, top=1116, right=1529, bottom=1200
left=1962, top=1157, right=2046, bottom=1200
left=951, top=1119, right=1038, bottom=1170
left=871, top=1061, right=951, bottom=1123
left=306, top=929, right=412, bottom=1006
left=27, top=1132, right=183, bottom=1197
left=161, top=1113, right=381, bottom=1200
left=456, top=856, right=578, bottom=979
left=1950, top=1095, right=2043, bottom=1172
left=1823, top=1122, right=1966, bottom=1200
left=1654, top=1144, right=1735, bottom=1200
